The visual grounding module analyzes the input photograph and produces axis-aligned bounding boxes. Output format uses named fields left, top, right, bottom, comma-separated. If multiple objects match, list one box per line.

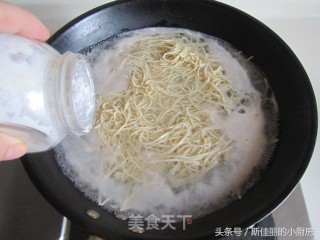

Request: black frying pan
left=22, top=0, right=317, bottom=239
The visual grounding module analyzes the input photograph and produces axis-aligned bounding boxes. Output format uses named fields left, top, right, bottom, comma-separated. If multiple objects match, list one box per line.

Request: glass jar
left=0, top=33, right=96, bottom=153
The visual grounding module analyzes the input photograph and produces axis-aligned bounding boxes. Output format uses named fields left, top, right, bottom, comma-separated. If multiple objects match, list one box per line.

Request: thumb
left=0, top=1, right=50, bottom=41
left=0, top=133, right=27, bottom=161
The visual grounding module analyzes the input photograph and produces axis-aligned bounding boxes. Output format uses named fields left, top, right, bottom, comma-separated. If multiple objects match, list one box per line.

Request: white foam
left=56, top=28, right=277, bottom=218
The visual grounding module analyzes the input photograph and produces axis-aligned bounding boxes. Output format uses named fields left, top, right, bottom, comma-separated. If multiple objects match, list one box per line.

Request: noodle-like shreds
left=94, top=33, right=239, bottom=189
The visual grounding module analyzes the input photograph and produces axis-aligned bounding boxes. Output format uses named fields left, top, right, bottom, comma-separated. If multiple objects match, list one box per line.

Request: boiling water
left=55, top=28, right=278, bottom=219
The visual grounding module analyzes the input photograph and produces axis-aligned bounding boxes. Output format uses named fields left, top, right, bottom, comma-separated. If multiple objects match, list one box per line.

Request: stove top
left=0, top=159, right=313, bottom=240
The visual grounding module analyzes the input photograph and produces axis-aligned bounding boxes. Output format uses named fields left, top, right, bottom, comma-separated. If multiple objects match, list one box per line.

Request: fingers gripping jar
left=0, top=33, right=96, bottom=153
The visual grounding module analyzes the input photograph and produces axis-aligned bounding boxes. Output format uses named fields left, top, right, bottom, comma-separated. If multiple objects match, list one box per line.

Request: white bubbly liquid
left=56, top=28, right=278, bottom=218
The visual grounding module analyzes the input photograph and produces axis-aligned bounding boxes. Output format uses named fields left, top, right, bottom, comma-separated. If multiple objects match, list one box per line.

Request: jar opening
left=59, top=52, right=96, bottom=136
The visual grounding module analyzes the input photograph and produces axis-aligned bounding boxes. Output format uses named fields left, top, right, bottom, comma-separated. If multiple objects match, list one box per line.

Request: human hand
left=0, top=1, right=50, bottom=41
left=0, top=1, right=50, bottom=161
left=0, top=133, right=27, bottom=161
